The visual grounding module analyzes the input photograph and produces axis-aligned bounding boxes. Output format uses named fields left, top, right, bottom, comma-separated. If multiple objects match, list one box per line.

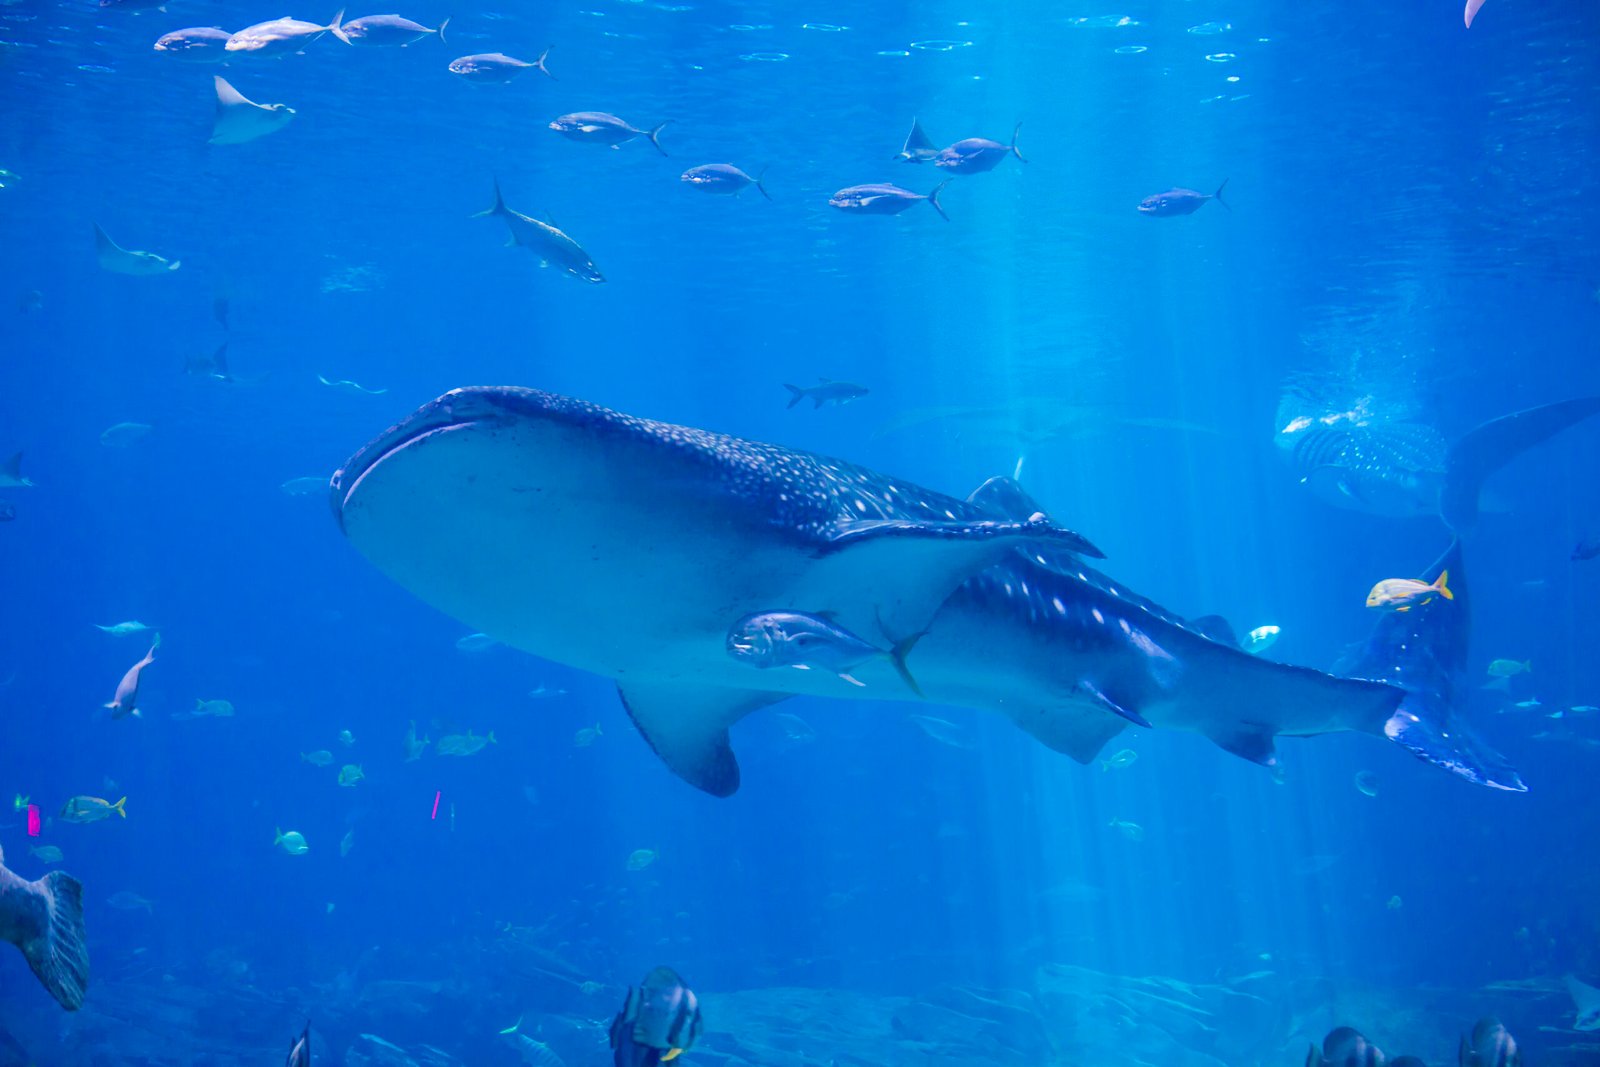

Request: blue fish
left=829, top=182, right=949, bottom=220
left=934, top=124, right=1025, bottom=174
left=1137, top=181, right=1228, bottom=216
left=330, top=387, right=1516, bottom=796
left=680, top=163, right=770, bottom=200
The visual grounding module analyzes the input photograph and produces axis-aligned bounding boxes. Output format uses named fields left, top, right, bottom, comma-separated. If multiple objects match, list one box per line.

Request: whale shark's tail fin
left=1441, top=396, right=1600, bottom=532
left=1340, top=539, right=1525, bottom=791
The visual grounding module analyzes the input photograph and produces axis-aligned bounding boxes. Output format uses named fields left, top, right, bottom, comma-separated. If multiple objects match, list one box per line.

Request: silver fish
left=106, top=635, right=159, bottom=719
left=473, top=180, right=604, bottom=284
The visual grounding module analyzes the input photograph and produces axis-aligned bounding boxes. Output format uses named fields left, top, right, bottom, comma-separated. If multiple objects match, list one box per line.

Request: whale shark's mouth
left=330, top=394, right=480, bottom=529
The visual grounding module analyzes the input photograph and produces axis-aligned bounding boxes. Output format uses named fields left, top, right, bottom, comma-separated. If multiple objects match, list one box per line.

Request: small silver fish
left=726, top=610, right=922, bottom=694
left=448, top=50, right=552, bottom=83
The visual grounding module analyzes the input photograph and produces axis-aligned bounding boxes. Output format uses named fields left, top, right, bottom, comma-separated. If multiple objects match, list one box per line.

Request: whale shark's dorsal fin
left=966, top=476, right=1050, bottom=523
left=618, top=683, right=786, bottom=796
left=1190, top=614, right=1240, bottom=647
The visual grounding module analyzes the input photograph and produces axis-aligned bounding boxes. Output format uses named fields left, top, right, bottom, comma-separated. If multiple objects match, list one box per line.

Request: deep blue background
left=1, top=0, right=1597, bottom=1050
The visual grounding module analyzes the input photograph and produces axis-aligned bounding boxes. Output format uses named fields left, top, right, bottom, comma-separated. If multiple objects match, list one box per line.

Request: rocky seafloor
left=2, top=953, right=1595, bottom=1067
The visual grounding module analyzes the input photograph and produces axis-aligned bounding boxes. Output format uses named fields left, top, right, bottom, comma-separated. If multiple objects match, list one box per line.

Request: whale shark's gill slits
left=1287, top=422, right=1447, bottom=515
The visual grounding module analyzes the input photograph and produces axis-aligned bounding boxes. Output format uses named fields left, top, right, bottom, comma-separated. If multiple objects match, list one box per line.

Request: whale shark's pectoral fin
left=617, top=683, right=787, bottom=797
left=1003, top=703, right=1128, bottom=764
left=821, top=515, right=1103, bottom=560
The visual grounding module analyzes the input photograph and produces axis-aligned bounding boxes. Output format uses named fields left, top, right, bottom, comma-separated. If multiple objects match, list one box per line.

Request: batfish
left=332, top=387, right=1520, bottom=796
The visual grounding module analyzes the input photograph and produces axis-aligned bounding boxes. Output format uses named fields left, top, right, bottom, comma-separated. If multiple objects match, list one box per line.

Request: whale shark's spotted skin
left=333, top=386, right=1522, bottom=796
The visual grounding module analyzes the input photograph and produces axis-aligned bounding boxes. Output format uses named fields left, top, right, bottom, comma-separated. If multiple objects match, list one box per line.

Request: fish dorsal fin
left=616, top=683, right=786, bottom=796
left=1189, top=614, right=1239, bottom=647
left=1000, top=702, right=1127, bottom=764
left=965, top=476, right=1049, bottom=522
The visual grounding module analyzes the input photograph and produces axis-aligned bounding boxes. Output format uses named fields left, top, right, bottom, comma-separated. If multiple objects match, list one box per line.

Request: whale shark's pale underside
left=331, top=387, right=1521, bottom=796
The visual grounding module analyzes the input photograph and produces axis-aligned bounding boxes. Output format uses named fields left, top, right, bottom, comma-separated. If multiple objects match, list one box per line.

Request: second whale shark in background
left=332, top=387, right=1521, bottom=796
left=1279, top=396, right=1600, bottom=531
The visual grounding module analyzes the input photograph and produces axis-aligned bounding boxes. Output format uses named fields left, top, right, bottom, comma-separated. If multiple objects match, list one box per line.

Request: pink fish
left=1465, top=0, right=1486, bottom=27
left=105, top=635, right=159, bottom=719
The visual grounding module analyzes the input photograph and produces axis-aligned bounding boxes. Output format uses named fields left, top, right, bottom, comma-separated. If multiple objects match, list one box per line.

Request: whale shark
left=332, top=387, right=1521, bottom=796
left=1278, top=396, right=1600, bottom=531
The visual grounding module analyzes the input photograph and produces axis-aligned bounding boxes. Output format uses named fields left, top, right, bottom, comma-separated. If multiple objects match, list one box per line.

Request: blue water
left=2, top=1, right=1599, bottom=1064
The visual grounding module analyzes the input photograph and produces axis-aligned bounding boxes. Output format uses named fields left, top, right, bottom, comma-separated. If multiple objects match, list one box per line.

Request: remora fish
left=94, top=224, right=180, bottom=275
left=0, top=841, right=89, bottom=1010
left=473, top=180, right=604, bottom=284
left=1279, top=396, right=1600, bottom=531
left=331, top=388, right=1519, bottom=796
left=210, top=76, right=296, bottom=145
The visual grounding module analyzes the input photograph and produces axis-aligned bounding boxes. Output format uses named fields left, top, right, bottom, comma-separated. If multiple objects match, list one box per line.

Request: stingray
left=210, top=76, right=295, bottom=145
left=331, top=387, right=1521, bottom=795
left=93, top=224, right=179, bottom=275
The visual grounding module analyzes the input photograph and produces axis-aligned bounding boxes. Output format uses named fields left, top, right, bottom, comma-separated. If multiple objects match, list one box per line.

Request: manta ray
left=332, top=387, right=1521, bottom=796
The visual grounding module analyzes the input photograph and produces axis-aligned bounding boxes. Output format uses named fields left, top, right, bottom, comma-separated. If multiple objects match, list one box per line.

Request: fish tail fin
left=473, top=178, right=507, bottom=219
left=18, top=871, right=89, bottom=1011
left=273, top=827, right=283, bottom=844
left=887, top=631, right=928, bottom=698
left=149, top=632, right=162, bottom=653
left=488, top=730, right=498, bottom=744
left=1434, top=569, right=1453, bottom=599
left=328, top=8, right=350, bottom=43
left=1213, top=178, right=1230, bottom=211
left=534, top=47, right=555, bottom=80
left=1441, top=396, right=1600, bottom=531
left=927, top=180, right=950, bottom=221
left=754, top=166, right=772, bottom=201
left=1009, top=122, right=1026, bottom=163
left=435, top=16, right=448, bottom=44
left=113, top=797, right=126, bottom=818
left=647, top=121, right=671, bottom=157
left=783, top=384, right=805, bottom=409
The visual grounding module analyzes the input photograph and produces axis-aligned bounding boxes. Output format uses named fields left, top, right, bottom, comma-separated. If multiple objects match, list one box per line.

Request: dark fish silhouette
left=1459, top=1017, right=1521, bottom=1067
left=1573, top=535, right=1600, bottom=562
left=783, top=379, right=868, bottom=409
left=1306, top=1026, right=1385, bottom=1067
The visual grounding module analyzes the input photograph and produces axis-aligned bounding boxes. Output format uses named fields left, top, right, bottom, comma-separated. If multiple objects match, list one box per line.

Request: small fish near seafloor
left=610, top=966, right=703, bottom=1067
left=286, top=1022, right=311, bottom=1067
left=0, top=841, right=89, bottom=1011
left=1458, top=1016, right=1521, bottom=1066
left=59, top=796, right=125, bottom=824
left=329, top=386, right=1525, bottom=797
